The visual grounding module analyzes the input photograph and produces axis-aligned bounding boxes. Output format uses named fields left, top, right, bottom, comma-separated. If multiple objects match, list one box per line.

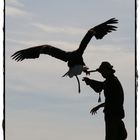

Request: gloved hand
left=82, top=77, right=91, bottom=85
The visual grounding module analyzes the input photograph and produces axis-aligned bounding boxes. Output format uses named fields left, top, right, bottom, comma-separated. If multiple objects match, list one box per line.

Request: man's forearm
left=88, top=79, right=103, bottom=93
left=98, top=103, right=105, bottom=108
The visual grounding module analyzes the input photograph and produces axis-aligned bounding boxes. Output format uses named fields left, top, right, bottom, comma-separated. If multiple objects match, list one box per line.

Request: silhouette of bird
left=11, top=18, right=118, bottom=93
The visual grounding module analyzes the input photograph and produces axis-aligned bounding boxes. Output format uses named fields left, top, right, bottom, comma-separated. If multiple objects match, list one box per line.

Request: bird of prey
left=11, top=18, right=118, bottom=93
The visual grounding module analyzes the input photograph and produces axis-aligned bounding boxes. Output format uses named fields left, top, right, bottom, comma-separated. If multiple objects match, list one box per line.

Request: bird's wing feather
left=11, top=44, right=68, bottom=62
left=78, top=18, right=118, bottom=54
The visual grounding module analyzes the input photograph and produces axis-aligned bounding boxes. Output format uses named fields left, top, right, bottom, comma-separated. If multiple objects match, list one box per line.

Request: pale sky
left=5, top=0, right=135, bottom=140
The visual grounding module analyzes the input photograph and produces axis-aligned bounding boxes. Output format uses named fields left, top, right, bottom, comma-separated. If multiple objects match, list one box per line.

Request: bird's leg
left=83, top=69, right=90, bottom=75
left=75, top=75, right=81, bottom=93
left=83, top=66, right=90, bottom=75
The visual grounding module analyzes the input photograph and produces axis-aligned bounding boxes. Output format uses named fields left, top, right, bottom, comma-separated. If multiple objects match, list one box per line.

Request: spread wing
left=11, top=44, right=69, bottom=62
left=78, top=18, right=118, bottom=54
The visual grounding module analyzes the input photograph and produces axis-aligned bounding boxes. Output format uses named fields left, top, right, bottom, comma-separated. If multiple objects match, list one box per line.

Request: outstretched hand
left=90, top=106, right=100, bottom=115
left=82, top=77, right=90, bottom=85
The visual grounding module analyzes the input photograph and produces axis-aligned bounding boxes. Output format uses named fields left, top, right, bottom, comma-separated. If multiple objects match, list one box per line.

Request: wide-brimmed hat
left=96, top=61, right=115, bottom=73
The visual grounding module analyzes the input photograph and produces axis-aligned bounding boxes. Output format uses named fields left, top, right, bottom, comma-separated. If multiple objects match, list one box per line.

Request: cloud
left=6, top=0, right=24, bottom=7
left=6, top=0, right=32, bottom=18
left=6, top=5, right=28, bottom=17
left=32, top=23, right=86, bottom=35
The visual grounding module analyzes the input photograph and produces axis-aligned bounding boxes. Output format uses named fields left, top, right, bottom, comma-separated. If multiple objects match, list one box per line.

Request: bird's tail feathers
left=62, top=72, right=69, bottom=77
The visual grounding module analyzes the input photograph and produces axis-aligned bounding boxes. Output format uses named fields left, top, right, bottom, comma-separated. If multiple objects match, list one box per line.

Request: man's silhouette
left=83, top=61, right=127, bottom=140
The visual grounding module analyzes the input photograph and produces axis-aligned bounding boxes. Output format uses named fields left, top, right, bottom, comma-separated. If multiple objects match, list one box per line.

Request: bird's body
left=11, top=18, right=118, bottom=92
left=65, top=50, right=87, bottom=77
